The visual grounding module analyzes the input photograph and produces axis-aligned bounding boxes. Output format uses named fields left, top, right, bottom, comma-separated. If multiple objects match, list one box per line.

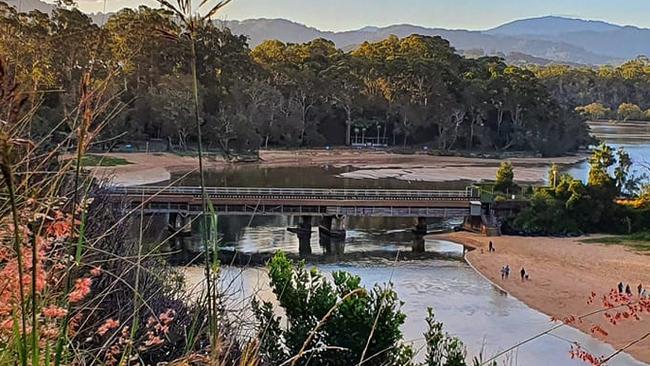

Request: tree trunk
left=345, top=107, right=352, bottom=146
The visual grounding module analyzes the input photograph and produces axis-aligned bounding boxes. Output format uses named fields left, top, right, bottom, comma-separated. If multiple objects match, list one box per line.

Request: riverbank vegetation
left=504, top=144, right=650, bottom=235
left=581, top=232, right=650, bottom=252
left=1, top=1, right=590, bottom=156
left=535, top=59, right=650, bottom=121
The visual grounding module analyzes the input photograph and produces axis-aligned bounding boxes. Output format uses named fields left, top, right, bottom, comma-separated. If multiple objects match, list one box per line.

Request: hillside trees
left=0, top=2, right=591, bottom=155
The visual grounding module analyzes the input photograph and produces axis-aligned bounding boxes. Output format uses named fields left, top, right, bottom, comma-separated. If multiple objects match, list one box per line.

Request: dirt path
left=430, top=232, right=650, bottom=364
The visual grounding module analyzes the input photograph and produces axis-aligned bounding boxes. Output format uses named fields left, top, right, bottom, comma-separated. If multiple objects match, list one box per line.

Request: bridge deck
left=108, top=186, right=479, bottom=218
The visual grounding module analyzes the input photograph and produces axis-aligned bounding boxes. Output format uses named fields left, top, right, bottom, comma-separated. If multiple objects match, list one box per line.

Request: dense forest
left=1, top=2, right=595, bottom=156
left=6, top=3, right=650, bottom=156
left=535, top=59, right=650, bottom=121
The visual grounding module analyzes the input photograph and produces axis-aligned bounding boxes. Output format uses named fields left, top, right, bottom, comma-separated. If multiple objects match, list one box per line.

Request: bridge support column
left=293, top=216, right=312, bottom=256
left=413, top=217, right=428, bottom=236
left=319, top=215, right=347, bottom=239
left=412, top=236, right=425, bottom=253
left=319, top=235, right=345, bottom=257
left=168, top=213, right=192, bottom=237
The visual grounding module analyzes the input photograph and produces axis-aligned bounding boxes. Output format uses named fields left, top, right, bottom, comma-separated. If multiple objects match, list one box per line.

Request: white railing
left=109, top=186, right=477, bottom=200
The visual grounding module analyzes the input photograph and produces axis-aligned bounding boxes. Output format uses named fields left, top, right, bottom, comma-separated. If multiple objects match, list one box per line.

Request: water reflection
left=168, top=165, right=470, bottom=190
left=145, top=215, right=464, bottom=259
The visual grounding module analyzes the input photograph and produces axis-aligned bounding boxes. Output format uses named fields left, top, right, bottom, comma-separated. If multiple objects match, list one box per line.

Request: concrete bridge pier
left=320, top=234, right=346, bottom=256
left=288, top=216, right=313, bottom=256
left=412, top=236, right=426, bottom=253
left=168, top=212, right=192, bottom=237
left=319, top=215, right=347, bottom=239
left=413, top=217, right=428, bottom=236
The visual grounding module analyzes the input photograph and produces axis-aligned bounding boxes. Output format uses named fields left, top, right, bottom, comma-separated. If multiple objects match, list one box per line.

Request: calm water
left=568, top=121, right=650, bottom=182
left=161, top=122, right=649, bottom=365
left=210, top=259, right=646, bottom=366
left=169, top=165, right=469, bottom=190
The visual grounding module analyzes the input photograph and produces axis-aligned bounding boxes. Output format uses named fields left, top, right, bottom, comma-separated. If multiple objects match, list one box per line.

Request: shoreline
left=430, top=232, right=650, bottom=364
left=86, top=150, right=587, bottom=186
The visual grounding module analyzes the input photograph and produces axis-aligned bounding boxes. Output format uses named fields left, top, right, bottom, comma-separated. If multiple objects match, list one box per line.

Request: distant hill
left=222, top=19, right=616, bottom=65
left=6, top=0, right=649, bottom=65
left=485, top=15, right=621, bottom=36
left=487, top=16, right=650, bottom=60
left=4, top=0, right=111, bottom=24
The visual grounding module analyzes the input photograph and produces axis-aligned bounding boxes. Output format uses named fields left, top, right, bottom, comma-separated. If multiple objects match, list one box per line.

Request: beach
left=431, top=232, right=650, bottom=364
left=87, top=149, right=585, bottom=186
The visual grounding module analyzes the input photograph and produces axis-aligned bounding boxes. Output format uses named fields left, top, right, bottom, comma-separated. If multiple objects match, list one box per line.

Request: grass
left=582, top=232, right=650, bottom=252
left=77, top=154, right=132, bottom=167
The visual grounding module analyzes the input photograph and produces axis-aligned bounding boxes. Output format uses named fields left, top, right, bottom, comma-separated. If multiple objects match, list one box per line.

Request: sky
left=73, top=0, right=650, bottom=31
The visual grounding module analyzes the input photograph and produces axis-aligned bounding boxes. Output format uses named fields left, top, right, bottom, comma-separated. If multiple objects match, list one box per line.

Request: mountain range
left=223, top=16, right=650, bottom=65
left=6, top=0, right=650, bottom=65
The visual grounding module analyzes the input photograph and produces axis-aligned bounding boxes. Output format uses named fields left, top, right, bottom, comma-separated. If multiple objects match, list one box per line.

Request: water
left=173, top=217, right=646, bottom=366
left=568, top=121, right=650, bottom=182
left=163, top=122, right=650, bottom=365
left=169, top=165, right=469, bottom=190
left=203, top=254, right=645, bottom=366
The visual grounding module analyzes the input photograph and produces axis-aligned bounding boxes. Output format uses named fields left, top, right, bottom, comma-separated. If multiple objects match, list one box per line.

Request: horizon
left=35, top=0, right=650, bottom=31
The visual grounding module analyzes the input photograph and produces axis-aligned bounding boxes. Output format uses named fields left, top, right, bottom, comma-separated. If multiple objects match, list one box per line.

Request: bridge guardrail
left=109, top=186, right=478, bottom=200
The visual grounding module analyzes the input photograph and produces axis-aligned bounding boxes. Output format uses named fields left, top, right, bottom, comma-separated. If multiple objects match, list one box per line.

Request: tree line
left=534, top=58, right=650, bottom=121
left=1, top=3, right=591, bottom=156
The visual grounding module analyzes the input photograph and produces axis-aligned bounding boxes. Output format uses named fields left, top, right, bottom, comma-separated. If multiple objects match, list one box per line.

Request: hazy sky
left=74, top=0, right=650, bottom=31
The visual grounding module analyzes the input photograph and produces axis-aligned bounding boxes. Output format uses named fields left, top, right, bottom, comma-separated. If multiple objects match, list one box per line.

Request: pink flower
left=90, top=266, right=102, bottom=277
left=97, top=319, right=120, bottom=336
left=69, top=278, right=92, bottom=303
left=42, top=305, right=68, bottom=319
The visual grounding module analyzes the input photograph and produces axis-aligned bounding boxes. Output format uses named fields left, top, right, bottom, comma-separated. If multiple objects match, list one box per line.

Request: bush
left=253, top=252, right=410, bottom=366
left=494, top=162, right=517, bottom=193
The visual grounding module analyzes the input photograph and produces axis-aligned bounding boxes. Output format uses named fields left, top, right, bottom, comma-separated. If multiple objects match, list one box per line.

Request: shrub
left=253, top=252, right=410, bottom=366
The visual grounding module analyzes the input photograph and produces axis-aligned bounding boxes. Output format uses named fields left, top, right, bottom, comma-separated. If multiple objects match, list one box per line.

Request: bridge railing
left=109, top=186, right=478, bottom=199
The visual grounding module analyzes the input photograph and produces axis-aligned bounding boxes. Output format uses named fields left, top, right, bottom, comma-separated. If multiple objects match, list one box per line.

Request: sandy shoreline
left=87, top=149, right=586, bottom=186
left=430, top=232, right=650, bottom=364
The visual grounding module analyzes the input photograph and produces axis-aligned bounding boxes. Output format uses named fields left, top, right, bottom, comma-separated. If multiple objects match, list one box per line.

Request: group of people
left=490, top=241, right=530, bottom=283
left=500, top=265, right=529, bottom=281
left=618, top=282, right=648, bottom=298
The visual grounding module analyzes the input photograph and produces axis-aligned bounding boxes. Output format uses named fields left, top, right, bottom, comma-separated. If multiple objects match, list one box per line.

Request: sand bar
left=430, top=232, right=650, bottom=364
left=86, top=149, right=586, bottom=186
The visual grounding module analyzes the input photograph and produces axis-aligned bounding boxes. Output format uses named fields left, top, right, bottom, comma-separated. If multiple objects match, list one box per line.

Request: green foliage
left=575, top=103, right=611, bottom=120
left=253, top=252, right=410, bottom=366
left=513, top=144, right=648, bottom=234
left=582, top=232, right=650, bottom=252
left=423, top=308, right=467, bottom=366
left=494, top=161, right=516, bottom=193
left=75, top=155, right=132, bottom=167
left=0, top=4, right=590, bottom=155
left=535, top=58, right=650, bottom=118
left=587, top=144, right=616, bottom=193
left=617, top=103, right=644, bottom=121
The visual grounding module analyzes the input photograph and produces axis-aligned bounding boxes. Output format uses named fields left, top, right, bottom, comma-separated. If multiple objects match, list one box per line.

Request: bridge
left=108, top=186, right=480, bottom=218
left=108, top=185, right=482, bottom=254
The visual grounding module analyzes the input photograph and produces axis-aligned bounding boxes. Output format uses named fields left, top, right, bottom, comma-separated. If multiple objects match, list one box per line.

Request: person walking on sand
left=625, top=284, right=632, bottom=296
left=500, top=266, right=506, bottom=280
left=489, top=241, right=495, bottom=252
left=638, top=283, right=643, bottom=297
left=618, top=282, right=624, bottom=293
left=520, top=267, right=526, bottom=281
left=505, top=265, right=510, bottom=279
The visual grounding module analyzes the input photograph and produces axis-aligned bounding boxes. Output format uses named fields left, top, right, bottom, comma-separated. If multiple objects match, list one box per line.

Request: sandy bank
left=430, top=232, right=650, bottom=364
left=86, top=153, right=228, bottom=186
left=89, top=149, right=586, bottom=186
